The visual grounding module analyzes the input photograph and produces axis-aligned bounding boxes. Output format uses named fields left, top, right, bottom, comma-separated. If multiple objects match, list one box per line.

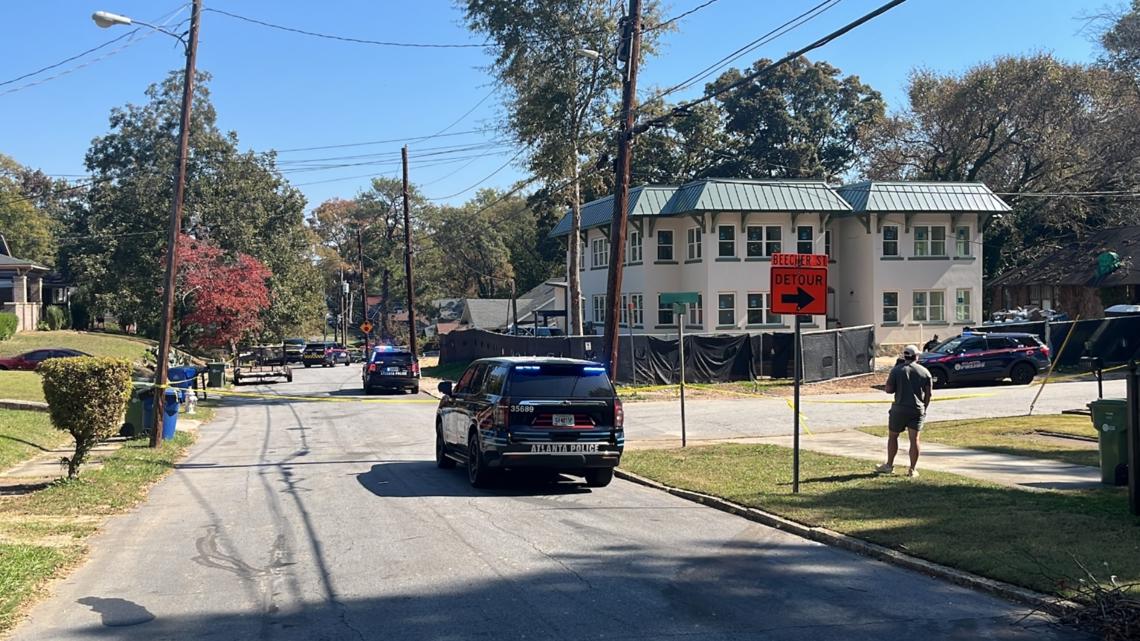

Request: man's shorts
left=888, top=406, right=925, bottom=433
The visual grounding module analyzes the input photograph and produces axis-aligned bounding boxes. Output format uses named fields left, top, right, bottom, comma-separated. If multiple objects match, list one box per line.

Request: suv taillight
left=411, top=361, right=420, bottom=375
left=368, top=363, right=376, bottom=373
left=614, top=398, right=624, bottom=430
left=493, top=399, right=510, bottom=429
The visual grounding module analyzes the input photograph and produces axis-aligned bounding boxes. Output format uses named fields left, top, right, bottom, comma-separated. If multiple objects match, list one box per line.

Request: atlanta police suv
left=919, top=332, right=1051, bottom=388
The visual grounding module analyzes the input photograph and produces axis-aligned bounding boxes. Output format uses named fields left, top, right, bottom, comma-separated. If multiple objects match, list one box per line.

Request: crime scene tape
left=783, top=397, right=814, bottom=436
left=132, top=381, right=439, bottom=404
left=796, top=392, right=994, bottom=404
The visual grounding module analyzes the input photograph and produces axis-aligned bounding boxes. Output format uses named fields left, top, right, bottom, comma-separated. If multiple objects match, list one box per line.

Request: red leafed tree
left=176, top=234, right=271, bottom=348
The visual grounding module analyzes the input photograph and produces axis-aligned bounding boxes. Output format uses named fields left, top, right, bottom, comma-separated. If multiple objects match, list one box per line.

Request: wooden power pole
left=402, top=146, right=418, bottom=356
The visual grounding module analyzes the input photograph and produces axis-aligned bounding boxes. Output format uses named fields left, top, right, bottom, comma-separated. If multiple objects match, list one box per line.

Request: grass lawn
left=621, top=443, right=1138, bottom=596
left=859, top=415, right=1099, bottom=468
left=422, top=357, right=469, bottom=381
left=0, top=372, right=44, bottom=402
left=0, top=410, right=194, bottom=634
left=0, top=409, right=69, bottom=473
left=0, top=331, right=152, bottom=361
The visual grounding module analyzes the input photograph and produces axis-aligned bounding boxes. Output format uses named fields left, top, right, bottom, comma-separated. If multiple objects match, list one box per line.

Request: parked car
left=435, top=357, right=623, bottom=488
left=362, top=346, right=420, bottom=394
left=326, top=344, right=351, bottom=366
left=0, top=348, right=89, bottom=371
left=918, top=332, right=1050, bottom=388
left=301, top=342, right=330, bottom=368
left=283, top=338, right=306, bottom=363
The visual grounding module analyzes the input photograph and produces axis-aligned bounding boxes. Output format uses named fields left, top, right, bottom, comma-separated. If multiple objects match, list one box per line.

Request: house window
left=797, top=225, right=813, bottom=254
left=882, top=225, right=899, bottom=257
left=620, top=294, right=629, bottom=326
left=717, top=292, right=736, bottom=326
left=578, top=240, right=586, bottom=270
left=686, top=227, right=702, bottom=260
left=718, top=225, right=736, bottom=258
left=657, top=295, right=675, bottom=325
left=914, top=226, right=946, bottom=257
left=765, top=226, right=782, bottom=256
left=824, top=230, right=832, bottom=258
left=628, top=230, right=643, bottom=264
left=955, top=226, right=970, bottom=257
left=592, top=237, right=609, bottom=268
left=955, top=288, right=972, bottom=322
left=629, top=293, right=644, bottom=326
left=656, top=230, right=674, bottom=261
left=747, top=292, right=780, bottom=325
left=686, top=294, right=703, bottom=327
left=912, top=290, right=944, bottom=322
left=1028, top=285, right=1056, bottom=311
left=882, top=292, right=899, bottom=323
left=746, top=226, right=763, bottom=257
left=592, top=295, right=605, bottom=324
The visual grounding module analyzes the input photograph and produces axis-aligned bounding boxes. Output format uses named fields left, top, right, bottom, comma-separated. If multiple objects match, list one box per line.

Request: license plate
left=384, top=367, right=405, bottom=375
left=529, top=443, right=599, bottom=453
left=552, top=414, right=575, bottom=427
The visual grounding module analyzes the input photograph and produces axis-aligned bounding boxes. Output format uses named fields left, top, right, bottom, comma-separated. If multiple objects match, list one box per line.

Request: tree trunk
left=568, top=151, right=584, bottom=336
left=381, top=268, right=391, bottom=340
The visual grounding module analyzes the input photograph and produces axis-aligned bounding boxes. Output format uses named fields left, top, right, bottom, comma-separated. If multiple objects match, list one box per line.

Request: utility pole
left=150, top=0, right=200, bottom=448
left=357, top=229, right=368, bottom=352
left=401, top=146, right=418, bottom=356
left=602, top=0, right=642, bottom=375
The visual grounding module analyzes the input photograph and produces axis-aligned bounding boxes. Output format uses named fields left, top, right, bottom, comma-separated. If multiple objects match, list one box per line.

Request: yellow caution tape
left=782, top=397, right=814, bottom=437
left=797, top=392, right=994, bottom=404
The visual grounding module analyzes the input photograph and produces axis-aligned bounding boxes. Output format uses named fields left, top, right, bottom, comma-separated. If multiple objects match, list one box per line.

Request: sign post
left=661, top=292, right=699, bottom=448
left=771, top=253, right=828, bottom=494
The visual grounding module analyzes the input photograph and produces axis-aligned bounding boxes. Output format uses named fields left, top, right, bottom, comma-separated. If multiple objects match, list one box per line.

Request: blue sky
left=0, top=1, right=1109, bottom=210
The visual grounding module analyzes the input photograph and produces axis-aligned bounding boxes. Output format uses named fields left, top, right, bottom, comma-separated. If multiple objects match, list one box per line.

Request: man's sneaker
left=907, top=468, right=919, bottom=478
left=874, top=464, right=894, bottom=474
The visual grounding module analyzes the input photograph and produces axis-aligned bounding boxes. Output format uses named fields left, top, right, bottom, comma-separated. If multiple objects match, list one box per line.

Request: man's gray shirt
left=889, top=362, right=932, bottom=414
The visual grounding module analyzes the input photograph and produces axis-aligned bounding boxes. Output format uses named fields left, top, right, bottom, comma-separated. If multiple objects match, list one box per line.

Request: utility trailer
left=233, top=344, right=292, bottom=385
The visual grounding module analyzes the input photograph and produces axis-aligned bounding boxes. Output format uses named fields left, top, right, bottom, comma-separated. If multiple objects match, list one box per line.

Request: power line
left=425, top=147, right=528, bottom=201
left=203, top=7, right=489, bottom=48
left=0, top=28, right=140, bottom=87
left=646, top=0, right=722, bottom=32
left=272, top=128, right=491, bottom=154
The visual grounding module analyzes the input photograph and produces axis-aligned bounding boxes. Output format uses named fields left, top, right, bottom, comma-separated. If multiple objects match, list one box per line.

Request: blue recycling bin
left=168, top=365, right=199, bottom=390
left=140, top=389, right=180, bottom=440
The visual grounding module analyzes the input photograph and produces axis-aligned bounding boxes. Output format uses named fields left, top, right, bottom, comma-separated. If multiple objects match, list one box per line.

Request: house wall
left=564, top=211, right=985, bottom=348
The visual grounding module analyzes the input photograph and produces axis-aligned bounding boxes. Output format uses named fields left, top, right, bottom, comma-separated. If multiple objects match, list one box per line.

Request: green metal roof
left=660, top=178, right=852, bottom=214
left=549, top=185, right=677, bottom=237
left=837, top=181, right=1011, bottom=213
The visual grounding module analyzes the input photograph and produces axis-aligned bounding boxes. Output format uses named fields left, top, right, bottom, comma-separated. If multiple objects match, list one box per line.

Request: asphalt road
left=10, top=366, right=1090, bottom=641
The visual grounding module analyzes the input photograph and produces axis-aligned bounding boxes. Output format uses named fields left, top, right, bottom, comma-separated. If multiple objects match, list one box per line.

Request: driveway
left=8, top=366, right=1089, bottom=640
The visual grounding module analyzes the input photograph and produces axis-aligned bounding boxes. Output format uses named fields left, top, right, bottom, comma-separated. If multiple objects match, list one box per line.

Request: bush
left=0, top=312, right=16, bottom=341
left=43, top=305, right=67, bottom=330
left=39, top=357, right=132, bottom=479
left=71, top=301, right=91, bottom=331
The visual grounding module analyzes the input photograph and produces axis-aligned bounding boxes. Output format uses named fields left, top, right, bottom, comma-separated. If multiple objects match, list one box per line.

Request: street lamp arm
left=92, top=11, right=188, bottom=49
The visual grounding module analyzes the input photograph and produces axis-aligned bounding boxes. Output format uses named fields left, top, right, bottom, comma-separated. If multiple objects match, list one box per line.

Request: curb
left=613, top=468, right=1077, bottom=616
left=0, top=399, right=49, bottom=412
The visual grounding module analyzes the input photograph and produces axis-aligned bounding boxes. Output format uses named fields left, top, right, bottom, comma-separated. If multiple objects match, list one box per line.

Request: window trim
left=628, top=229, right=643, bottom=264
left=686, top=226, right=703, bottom=261
left=717, top=224, right=736, bottom=258
left=591, top=237, right=609, bottom=268
left=656, top=294, right=676, bottom=326
left=882, top=224, right=899, bottom=257
left=954, top=225, right=971, bottom=258
left=954, top=288, right=972, bottom=323
left=716, top=291, right=736, bottom=328
left=913, top=225, right=947, bottom=257
left=882, top=291, right=899, bottom=324
left=628, top=293, right=644, bottom=327
left=591, top=294, right=606, bottom=324
left=796, top=225, right=814, bottom=255
left=912, top=289, right=945, bottom=323
left=746, top=291, right=781, bottom=326
left=656, top=230, right=674, bottom=262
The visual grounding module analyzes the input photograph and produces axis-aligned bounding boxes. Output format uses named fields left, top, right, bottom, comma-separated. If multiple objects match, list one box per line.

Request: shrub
left=39, top=356, right=132, bottom=479
left=71, top=301, right=91, bottom=331
left=44, top=305, right=67, bottom=330
left=0, top=312, right=16, bottom=341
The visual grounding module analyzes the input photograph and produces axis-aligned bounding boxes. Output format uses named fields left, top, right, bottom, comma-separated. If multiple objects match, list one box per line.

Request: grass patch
left=621, top=443, right=1139, bottom=596
left=0, top=372, right=45, bottom=403
left=0, top=331, right=152, bottom=361
left=422, top=358, right=470, bottom=381
left=0, top=410, right=194, bottom=634
left=859, top=415, right=1099, bottom=468
left=0, top=409, right=68, bottom=473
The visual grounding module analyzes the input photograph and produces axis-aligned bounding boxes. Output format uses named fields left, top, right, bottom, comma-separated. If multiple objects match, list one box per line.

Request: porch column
left=12, top=272, right=27, bottom=303
left=28, top=274, right=43, bottom=304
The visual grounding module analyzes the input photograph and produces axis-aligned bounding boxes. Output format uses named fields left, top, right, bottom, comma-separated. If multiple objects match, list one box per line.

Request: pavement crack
left=467, top=498, right=594, bottom=590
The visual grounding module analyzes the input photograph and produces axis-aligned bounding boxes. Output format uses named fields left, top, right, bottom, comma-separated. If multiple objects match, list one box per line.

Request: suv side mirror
left=438, top=380, right=454, bottom=397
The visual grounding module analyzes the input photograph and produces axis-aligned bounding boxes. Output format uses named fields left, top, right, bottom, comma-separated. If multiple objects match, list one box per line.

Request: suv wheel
left=1010, top=362, right=1036, bottom=385
left=467, top=430, right=494, bottom=488
left=929, top=366, right=948, bottom=389
left=436, top=426, right=456, bottom=469
left=584, top=468, right=614, bottom=487
left=411, top=384, right=420, bottom=395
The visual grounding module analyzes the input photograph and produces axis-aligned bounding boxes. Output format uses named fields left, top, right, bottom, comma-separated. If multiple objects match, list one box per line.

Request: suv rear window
left=506, top=363, right=614, bottom=398
left=304, top=344, right=328, bottom=353
left=370, top=351, right=412, bottom=365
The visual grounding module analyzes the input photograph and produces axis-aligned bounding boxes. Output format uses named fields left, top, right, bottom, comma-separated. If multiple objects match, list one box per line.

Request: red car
left=0, top=348, right=89, bottom=371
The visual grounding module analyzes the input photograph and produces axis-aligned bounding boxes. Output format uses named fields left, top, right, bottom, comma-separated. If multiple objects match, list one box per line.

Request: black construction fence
left=975, top=316, right=1140, bottom=368
left=438, top=325, right=875, bottom=385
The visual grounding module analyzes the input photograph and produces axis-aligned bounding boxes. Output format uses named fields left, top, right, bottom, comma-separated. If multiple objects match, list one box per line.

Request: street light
left=94, top=1, right=201, bottom=448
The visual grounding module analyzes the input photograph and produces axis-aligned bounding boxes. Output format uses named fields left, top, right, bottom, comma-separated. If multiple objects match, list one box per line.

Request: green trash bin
left=1089, top=398, right=1129, bottom=486
left=121, top=383, right=152, bottom=439
left=207, top=362, right=226, bottom=388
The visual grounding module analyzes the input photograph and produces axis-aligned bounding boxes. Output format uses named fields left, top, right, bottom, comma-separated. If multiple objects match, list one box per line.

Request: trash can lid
left=1088, top=398, right=1128, bottom=408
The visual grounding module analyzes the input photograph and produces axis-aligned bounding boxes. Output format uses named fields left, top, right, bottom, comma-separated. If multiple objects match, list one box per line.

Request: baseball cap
left=903, top=345, right=919, bottom=358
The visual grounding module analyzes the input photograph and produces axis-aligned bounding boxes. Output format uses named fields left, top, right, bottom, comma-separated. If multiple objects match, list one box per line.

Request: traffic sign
left=770, top=253, right=827, bottom=316
left=360, top=321, right=373, bottom=334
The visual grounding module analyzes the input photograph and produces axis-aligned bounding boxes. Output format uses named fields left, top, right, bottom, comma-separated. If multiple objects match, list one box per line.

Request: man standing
left=876, top=344, right=932, bottom=477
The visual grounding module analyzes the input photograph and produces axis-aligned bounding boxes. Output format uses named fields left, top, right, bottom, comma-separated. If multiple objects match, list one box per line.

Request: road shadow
left=356, top=461, right=592, bottom=498
left=77, top=597, right=155, bottom=627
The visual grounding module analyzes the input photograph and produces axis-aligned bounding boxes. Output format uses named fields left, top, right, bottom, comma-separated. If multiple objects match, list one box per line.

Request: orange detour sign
left=360, top=321, right=373, bottom=334
left=770, top=253, right=828, bottom=316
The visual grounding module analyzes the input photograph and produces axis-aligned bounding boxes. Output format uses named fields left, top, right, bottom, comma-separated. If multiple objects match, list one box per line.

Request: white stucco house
left=550, top=178, right=1010, bottom=346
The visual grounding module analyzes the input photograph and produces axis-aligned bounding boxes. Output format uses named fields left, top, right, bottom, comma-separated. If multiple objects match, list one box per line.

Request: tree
left=422, top=189, right=517, bottom=299
left=463, top=0, right=668, bottom=334
left=61, top=71, right=323, bottom=340
left=0, top=154, right=58, bottom=265
left=175, top=234, right=270, bottom=349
